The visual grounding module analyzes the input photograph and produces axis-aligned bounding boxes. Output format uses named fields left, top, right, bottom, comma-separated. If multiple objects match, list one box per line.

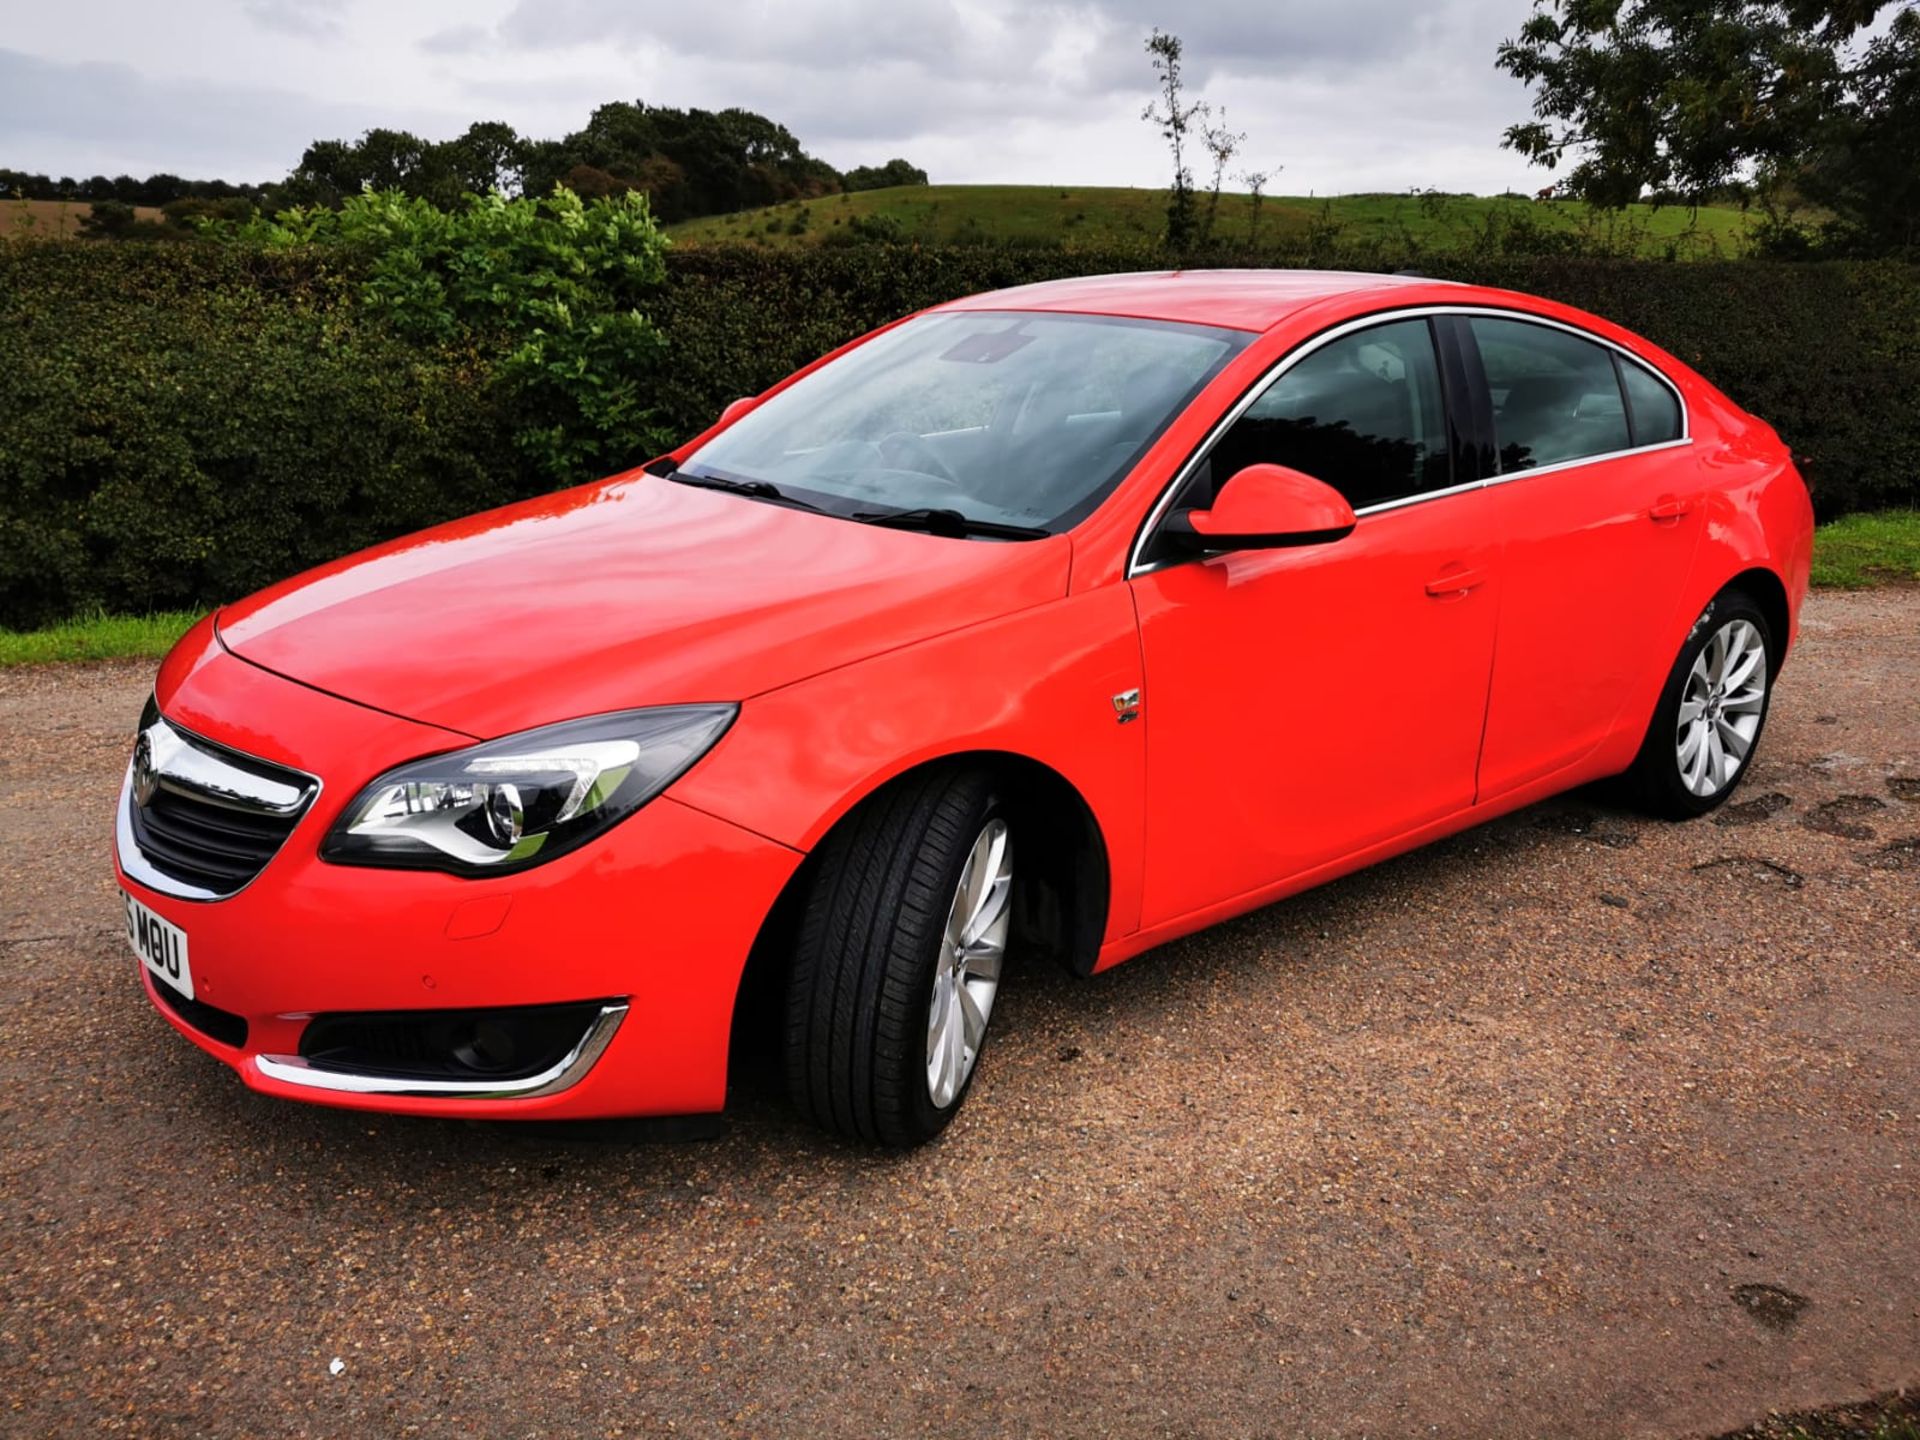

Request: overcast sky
left=0, top=0, right=1553, bottom=195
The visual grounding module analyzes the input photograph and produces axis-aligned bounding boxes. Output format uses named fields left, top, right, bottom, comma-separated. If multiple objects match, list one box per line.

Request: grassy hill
left=667, top=184, right=1758, bottom=257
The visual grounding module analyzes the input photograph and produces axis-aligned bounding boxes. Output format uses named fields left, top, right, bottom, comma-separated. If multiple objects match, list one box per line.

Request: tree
left=283, top=135, right=393, bottom=206
left=77, top=199, right=137, bottom=238
left=843, top=158, right=930, bottom=191
left=1142, top=29, right=1208, bottom=248
left=1198, top=107, right=1245, bottom=245
left=518, top=101, right=852, bottom=221
left=1239, top=165, right=1279, bottom=244
left=438, top=121, right=531, bottom=199
left=1497, top=0, right=1901, bottom=212
left=1793, top=6, right=1920, bottom=251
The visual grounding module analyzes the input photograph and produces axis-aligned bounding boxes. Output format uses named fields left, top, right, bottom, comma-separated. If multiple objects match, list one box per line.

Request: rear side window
left=1204, top=318, right=1451, bottom=511
left=1619, top=356, right=1683, bottom=445
left=1471, top=317, right=1631, bottom=471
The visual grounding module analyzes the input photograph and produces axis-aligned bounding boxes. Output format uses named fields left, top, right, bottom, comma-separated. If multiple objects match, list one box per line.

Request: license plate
left=123, top=890, right=193, bottom=1000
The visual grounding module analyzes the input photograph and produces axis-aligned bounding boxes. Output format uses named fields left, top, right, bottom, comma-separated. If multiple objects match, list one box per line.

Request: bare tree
left=1239, top=165, right=1280, bottom=244
left=1199, top=108, right=1246, bottom=245
left=1142, top=29, right=1208, bottom=249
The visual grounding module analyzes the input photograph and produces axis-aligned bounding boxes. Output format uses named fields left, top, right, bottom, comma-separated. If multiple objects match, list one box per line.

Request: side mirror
left=1162, top=464, right=1357, bottom=553
left=719, top=395, right=760, bottom=427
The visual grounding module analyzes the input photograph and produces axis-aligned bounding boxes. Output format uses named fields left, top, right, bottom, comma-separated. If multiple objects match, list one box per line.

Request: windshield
left=678, top=310, right=1250, bottom=533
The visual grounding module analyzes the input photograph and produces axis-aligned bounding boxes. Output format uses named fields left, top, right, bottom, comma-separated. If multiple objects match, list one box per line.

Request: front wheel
left=1623, top=590, right=1775, bottom=819
left=784, top=769, right=1012, bottom=1146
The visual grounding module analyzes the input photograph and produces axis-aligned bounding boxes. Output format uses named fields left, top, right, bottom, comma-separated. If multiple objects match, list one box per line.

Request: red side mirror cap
left=1171, top=464, right=1357, bottom=552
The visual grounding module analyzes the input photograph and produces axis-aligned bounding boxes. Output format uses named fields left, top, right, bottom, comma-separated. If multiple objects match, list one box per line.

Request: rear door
left=1462, top=314, right=1704, bottom=799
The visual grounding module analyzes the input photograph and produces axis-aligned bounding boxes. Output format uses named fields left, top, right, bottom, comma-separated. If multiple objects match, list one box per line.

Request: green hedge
left=2, top=239, right=1916, bottom=629
left=0, top=244, right=517, bottom=628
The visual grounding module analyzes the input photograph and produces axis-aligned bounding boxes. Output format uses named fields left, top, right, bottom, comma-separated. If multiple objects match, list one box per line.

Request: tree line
left=2, top=102, right=929, bottom=232
left=0, top=169, right=269, bottom=208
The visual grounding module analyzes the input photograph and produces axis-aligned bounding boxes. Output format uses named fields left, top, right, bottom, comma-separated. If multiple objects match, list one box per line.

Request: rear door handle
left=1649, top=495, right=1692, bottom=521
left=1424, top=565, right=1486, bottom=598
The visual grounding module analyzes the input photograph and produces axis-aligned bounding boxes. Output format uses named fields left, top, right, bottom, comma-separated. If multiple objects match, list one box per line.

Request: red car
left=117, top=270, right=1814, bottom=1146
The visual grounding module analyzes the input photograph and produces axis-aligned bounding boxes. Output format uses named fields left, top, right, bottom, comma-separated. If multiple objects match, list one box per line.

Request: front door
left=1128, top=316, right=1499, bottom=928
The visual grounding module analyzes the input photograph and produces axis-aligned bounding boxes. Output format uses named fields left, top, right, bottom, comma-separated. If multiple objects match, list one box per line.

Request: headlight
left=321, top=706, right=735, bottom=876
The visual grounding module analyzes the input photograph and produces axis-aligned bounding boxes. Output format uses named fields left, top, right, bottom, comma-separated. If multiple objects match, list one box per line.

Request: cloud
left=419, top=22, right=492, bottom=56
left=0, top=47, right=454, bottom=181
left=240, top=0, right=349, bottom=39
left=484, top=0, right=1509, bottom=89
left=0, top=0, right=1545, bottom=195
left=494, top=0, right=976, bottom=70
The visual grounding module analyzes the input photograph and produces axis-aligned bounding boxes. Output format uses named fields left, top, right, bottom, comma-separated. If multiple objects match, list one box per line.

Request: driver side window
left=1195, top=317, right=1452, bottom=512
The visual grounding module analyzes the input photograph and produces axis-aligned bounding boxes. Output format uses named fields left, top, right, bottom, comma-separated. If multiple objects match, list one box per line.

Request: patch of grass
left=667, top=183, right=1759, bottom=257
left=1810, top=509, right=1920, bottom=588
left=0, top=610, right=202, bottom=667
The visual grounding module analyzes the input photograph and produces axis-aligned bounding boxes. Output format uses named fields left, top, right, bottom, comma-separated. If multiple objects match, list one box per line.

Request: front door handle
left=1650, top=494, right=1693, bottom=522
left=1424, top=565, right=1486, bottom=598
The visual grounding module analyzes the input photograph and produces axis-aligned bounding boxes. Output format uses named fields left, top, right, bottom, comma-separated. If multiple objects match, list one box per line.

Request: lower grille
left=298, top=1001, right=618, bottom=1084
left=152, top=979, right=249, bottom=1049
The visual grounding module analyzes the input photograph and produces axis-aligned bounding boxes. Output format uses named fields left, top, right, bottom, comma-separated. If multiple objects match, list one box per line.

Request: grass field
left=667, top=183, right=1758, bottom=256
left=0, top=610, right=204, bottom=667
left=1807, top=509, right=1920, bottom=588
left=3, top=198, right=166, bottom=240
left=4, top=514, right=1908, bottom=667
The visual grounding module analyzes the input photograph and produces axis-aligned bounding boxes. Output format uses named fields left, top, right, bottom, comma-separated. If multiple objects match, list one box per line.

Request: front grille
left=119, top=700, right=318, bottom=899
left=152, top=978, right=249, bottom=1049
left=129, top=788, right=301, bottom=896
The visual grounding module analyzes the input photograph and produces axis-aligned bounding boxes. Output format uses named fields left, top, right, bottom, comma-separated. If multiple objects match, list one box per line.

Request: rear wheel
left=1624, top=590, right=1774, bottom=819
left=784, top=769, right=1012, bottom=1146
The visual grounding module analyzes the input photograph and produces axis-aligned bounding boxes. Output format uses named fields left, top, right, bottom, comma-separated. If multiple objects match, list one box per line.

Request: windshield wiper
left=654, top=464, right=1044, bottom=538
left=849, top=507, right=1049, bottom=540
left=663, top=467, right=825, bottom=513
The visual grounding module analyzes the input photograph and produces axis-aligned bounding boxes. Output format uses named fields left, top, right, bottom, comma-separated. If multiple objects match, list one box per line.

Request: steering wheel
left=875, top=431, right=960, bottom=486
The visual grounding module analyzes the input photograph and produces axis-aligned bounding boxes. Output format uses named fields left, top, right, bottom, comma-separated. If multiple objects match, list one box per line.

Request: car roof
left=934, top=268, right=1456, bottom=333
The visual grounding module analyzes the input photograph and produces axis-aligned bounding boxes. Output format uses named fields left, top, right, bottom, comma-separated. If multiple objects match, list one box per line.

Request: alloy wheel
left=926, top=817, right=1011, bottom=1108
left=1676, top=617, right=1767, bottom=798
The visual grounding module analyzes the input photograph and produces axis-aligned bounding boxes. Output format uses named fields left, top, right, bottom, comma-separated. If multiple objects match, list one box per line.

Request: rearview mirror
left=1162, top=464, right=1357, bottom=554
left=719, top=395, right=760, bottom=426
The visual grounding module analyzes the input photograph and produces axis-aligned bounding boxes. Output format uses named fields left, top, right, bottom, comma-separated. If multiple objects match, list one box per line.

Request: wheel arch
left=725, top=750, right=1112, bottom=1092
left=1724, top=565, right=1791, bottom=678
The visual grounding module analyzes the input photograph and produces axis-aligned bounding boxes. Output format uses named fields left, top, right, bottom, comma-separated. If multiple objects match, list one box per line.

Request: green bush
left=2, top=234, right=1915, bottom=629
left=0, top=243, right=519, bottom=628
left=233, top=188, right=674, bottom=482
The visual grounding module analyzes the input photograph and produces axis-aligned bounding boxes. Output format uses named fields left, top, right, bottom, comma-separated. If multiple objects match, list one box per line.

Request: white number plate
left=123, top=890, right=193, bottom=1000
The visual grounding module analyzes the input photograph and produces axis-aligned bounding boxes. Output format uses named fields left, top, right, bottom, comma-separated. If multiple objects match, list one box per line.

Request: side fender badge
left=1112, top=688, right=1141, bottom=724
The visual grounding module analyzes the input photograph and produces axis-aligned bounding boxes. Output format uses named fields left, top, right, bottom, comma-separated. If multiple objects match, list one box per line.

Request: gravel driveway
left=2, top=590, right=1915, bottom=1439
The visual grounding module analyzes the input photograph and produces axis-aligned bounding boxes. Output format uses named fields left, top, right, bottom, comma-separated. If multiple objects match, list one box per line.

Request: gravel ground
left=1, top=590, right=1915, bottom=1439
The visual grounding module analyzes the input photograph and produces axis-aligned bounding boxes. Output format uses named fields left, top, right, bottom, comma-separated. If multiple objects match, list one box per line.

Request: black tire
left=1622, top=587, right=1775, bottom=819
left=784, top=768, right=1008, bottom=1147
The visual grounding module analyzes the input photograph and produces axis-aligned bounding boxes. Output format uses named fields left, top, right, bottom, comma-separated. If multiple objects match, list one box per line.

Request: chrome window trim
left=252, top=1001, right=629, bottom=1099
left=1125, top=303, right=1693, bottom=578
left=115, top=702, right=322, bottom=902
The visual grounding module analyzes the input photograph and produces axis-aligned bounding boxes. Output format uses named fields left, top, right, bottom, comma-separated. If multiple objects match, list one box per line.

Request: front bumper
left=117, top=627, right=803, bottom=1120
